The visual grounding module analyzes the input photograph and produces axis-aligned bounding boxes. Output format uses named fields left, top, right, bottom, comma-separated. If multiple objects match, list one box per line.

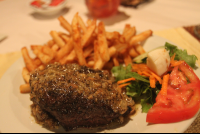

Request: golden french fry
left=46, top=40, right=55, bottom=48
left=87, top=60, right=95, bottom=68
left=113, top=56, right=119, bottom=66
left=129, top=47, right=139, bottom=57
left=93, top=40, right=104, bottom=69
left=97, top=22, right=110, bottom=62
left=32, top=48, right=53, bottom=64
left=124, top=26, right=136, bottom=42
left=20, top=84, right=31, bottom=93
left=32, top=57, right=42, bottom=67
left=78, top=15, right=87, bottom=33
left=58, top=16, right=72, bottom=34
left=129, top=30, right=153, bottom=46
left=123, top=52, right=132, bottom=66
left=38, top=64, right=45, bottom=70
left=106, top=31, right=120, bottom=41
left=134, top=44, right=146, bottom=55
left=81, top=19, right=96, bottom=48
left=21, top=47, right=37, bottom=72
left=122, top=24, right=131, bottom=35
left=72, top=13, right=86, bottom=65
left=59, top=32, right=71, bottom=43
left=59, top=50, right=76, bottom=64
left=22, top=67, right=30, bottom=83
left=51, top=44, right=59, bottom=52
left=42, top=45, right=56, bottom=58
left=50, top=31, right=65, bottom=48
left=55, top=38, right=73, bottom=60
left=108, top=46, right=117, bottom=57
left=86, top=19, right=92, bottom=27
left=83, top=45, right=94, bottom=58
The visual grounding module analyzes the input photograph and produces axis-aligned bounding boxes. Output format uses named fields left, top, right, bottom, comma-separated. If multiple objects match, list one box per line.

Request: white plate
left=0, top=35, right=199, bottom=133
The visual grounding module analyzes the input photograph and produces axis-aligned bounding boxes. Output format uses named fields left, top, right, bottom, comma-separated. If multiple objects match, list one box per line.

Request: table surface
left=0, top=0, right=200, bottom=54
left=0, top=0, right=200, bottom=133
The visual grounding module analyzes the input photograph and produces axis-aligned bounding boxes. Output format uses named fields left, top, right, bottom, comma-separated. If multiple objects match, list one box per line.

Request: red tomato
left=146, top=61, right=200, bottom=123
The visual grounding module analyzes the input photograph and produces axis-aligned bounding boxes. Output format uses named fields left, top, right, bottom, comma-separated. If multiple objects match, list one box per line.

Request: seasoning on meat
left=29, top=63, right=135, bottom=131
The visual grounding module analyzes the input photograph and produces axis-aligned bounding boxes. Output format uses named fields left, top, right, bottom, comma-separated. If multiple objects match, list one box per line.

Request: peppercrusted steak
left=29, top=63, right=135, bottom=131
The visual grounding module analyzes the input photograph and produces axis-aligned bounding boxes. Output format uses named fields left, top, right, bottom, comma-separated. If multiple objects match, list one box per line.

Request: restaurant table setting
left=0, top=0, right=200, bottom=133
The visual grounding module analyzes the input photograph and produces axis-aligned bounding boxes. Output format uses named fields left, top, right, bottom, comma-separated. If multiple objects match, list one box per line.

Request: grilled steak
left=29, top=63, right=135, bottom=131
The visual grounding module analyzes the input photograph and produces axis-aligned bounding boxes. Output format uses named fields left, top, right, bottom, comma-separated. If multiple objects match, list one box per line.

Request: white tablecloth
left=0, top=0, right=200, bottom=54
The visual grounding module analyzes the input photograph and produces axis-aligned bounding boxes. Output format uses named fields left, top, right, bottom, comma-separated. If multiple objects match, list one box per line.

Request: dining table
left=0, top=0, right=200, bottom=133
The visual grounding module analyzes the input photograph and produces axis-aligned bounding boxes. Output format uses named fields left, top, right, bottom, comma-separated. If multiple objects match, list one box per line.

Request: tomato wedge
left=146, top=61, right=200, bottom=123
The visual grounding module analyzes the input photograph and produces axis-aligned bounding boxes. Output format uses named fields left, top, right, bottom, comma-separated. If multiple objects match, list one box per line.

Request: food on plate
left=146, top=61, right=200, bottom=123
left=29, top=63, right=135, bottom=130
left=20, top=12, right=150, bottom=93
left=146, top=47, right=170, bottom=76
left=112, top=42, right=200, bottom=123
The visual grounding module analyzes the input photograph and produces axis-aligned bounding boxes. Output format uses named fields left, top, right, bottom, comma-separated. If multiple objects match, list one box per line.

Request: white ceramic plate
left=0, top=35, right=199, bottom=133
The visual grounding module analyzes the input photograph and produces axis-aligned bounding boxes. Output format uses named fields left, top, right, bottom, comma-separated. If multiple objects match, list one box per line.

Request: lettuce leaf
left=111, top=64, right=160, bottom=113
left=165, top=42, right=198, bottom=68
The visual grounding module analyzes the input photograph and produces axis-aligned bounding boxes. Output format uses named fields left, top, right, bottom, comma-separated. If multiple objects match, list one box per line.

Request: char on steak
left=29, top=63, right=135, bottom=131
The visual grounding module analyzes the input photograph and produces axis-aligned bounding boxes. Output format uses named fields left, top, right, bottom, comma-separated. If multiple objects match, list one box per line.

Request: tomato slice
left=146, top=62, right=200, bottom=123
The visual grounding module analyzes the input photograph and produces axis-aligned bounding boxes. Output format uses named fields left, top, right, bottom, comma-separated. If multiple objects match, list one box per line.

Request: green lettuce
left=165, top=42, right=198, bottom=68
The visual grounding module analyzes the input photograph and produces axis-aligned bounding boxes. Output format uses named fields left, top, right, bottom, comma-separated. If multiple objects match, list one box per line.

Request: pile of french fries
left=20, top=12, right=152, bottom=93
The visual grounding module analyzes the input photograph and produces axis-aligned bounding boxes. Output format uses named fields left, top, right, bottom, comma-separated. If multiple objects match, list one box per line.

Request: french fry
left=59, top=50, right=77, bottom=64
left=72, top=13, right=86, bottom=65
left=93, top=40, right=104, bottom=69
left=134, top=44, right=146, bottom=55
left=108, top=46, right=117, bottom=57
left=58, top=16, right=72, bottom=34
left=46, top=40, right=55, bottom=48
left=129, top=47, right=139, bottom=57
left=97, top=22, right=110, bottom=62
left=20, top=84, right=31, bottom=93
left=129, top=30, right=153, bottom=46
left=83, top=45, right=94, bottom=58
left=81, top=19, right=96, bottom=48
left=113, top=56, right=120, bottom=66
left=78, top=15, right=87, bottom=33
left=55, top=38, right=73, bottom=60
left=21, top=47, right=37, bottom=72
left=123, top=51, right=132, bottom=66
left=42, top=45, right=56, bottom=58
left=50, top=31, right=65, bottom=48
left=32, top=48, right=53, bottom=64
left=122, top=24, right=131, bottom=35
left=22, top=67, right=30, bottom=83
left=51, top=44, right=59, bottom=52
left=87, top=60, right=95, bottom=68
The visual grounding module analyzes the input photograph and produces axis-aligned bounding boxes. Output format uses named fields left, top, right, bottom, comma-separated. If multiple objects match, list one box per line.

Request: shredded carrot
left=160, top=74, right=170, bottom=96
left=117, top=77, right=136, bottom=85
left=170, top=53, right=184, bottom=67
left=150, top=72, right=162, bottom=84
left=149, top=75, right=156, bottom=88
left=141, top=70, right=151, bottom=77
left=119, top=83, right=131, bottom=88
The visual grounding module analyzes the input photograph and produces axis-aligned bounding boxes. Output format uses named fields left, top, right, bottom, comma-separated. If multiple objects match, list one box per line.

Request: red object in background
left=85, top=0, right=120, bottom=18
left=49, top=0, right=64, bottom=6
left=31, top=1, right=42, bottom=8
